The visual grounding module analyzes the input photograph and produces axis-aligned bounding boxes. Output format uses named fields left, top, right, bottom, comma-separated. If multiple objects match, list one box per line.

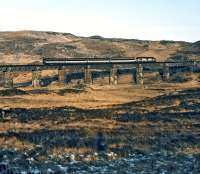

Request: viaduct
left=0, top=58, right=199, bottom=89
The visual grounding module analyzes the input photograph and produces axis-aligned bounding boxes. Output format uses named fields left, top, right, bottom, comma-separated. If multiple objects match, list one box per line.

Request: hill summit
left=0, top=31, right=199, bottom=64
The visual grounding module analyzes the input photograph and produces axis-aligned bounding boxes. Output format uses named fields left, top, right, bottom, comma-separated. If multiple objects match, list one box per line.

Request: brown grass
left=49, top=147, right=93, bottom=156
left=178, top=146, right=200, bottom=155
left=0, top=137, right=35, bottom=151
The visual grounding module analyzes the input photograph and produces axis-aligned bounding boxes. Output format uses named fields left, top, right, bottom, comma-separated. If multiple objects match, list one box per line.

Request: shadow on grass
left=0, top=88, right=27, bottom=96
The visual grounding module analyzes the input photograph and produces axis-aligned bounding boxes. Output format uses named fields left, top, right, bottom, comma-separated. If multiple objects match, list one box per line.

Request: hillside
left=0, top=31, right=199, bottom=64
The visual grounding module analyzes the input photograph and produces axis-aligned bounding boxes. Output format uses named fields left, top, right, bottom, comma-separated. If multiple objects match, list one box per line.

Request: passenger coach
left=43, top=57, right=156, bottom=65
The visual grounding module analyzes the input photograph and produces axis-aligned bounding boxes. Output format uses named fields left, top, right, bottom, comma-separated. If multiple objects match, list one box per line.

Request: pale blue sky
left=0, top=0, right=199, bottom=42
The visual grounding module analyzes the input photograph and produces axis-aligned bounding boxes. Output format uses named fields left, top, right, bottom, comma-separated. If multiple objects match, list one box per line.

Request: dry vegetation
left=0, top=31, right=200, bottom=172
left=0, top=69, right=199, bottom=173
left=0, top=73, right=199, bottom=156
left=0, top=31, right=199, bottom=65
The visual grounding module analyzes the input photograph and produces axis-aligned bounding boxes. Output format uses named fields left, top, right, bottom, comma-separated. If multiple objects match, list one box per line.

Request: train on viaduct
left=0, top=57, right=199, bottom=89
